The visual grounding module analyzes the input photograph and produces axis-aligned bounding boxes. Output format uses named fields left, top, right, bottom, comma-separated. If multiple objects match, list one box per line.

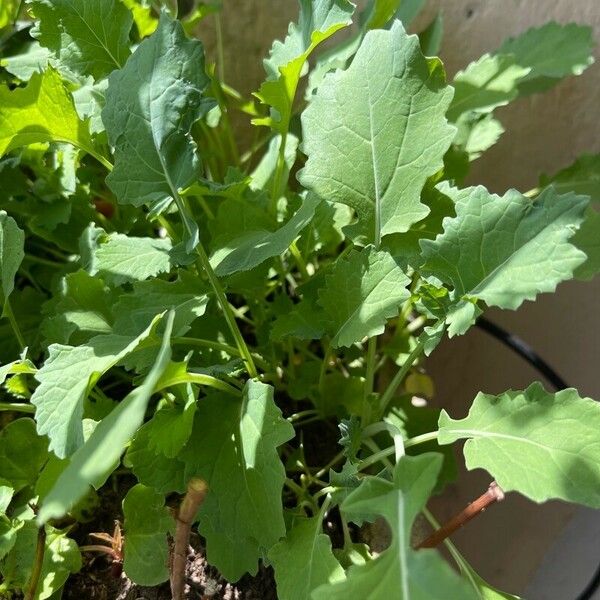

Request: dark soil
left=62, top=481, right=277, bottom=600
left=63, top=533, right=277, bottom=600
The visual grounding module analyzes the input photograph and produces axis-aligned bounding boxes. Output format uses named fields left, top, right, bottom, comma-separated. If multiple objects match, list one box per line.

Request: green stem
left=421, top=508, right=481, bottom=593
left=4, top=299, right=26, bottom=352
left=0, top=402, right=35, bottom=413
left=23, top=254, right=64, bottom=268
left=270, top=132, right=288, bottom=207
left=214, top=12, right=225, bottom=84
left=24, top=526, right=46, bottom=600
left=362, top=337, right=377, bottom=424
left=172, top=337, right=270, bottom=371
left=13, top=0, right=24, bottom=25
left=156, top=371, right=241, bottom=396
left=289, top=240, right=309, bottom=279
left=378, top=336, right=426, bottom=415
left=193, top=243, right=258, bottom=378
left=165, top=191, right=259, bottom=379
left=358, top=431, right=438, bottom=471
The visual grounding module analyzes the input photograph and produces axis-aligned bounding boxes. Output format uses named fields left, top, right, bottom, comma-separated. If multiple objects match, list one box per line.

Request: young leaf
left=82, top=226, right=173, bottom=286
left=180, top=380, right=294, bottom=581
left=142, top=389, right=196, bottom=458
left=38, top=312, right=174, bottom=523
left=254, top=0, right=355, bottom=133
left=0, top=419, right=48, bottom=493
left=32, top=315, right=166, bottom=458
left=497, top=22, right=594, bottom=94
left=28, top=0, right=133, bottom=80
left=122, top=484, right=173, bottom=586
left=421, top=184, right=588, bottom=312
left=0, top=211, right=24, bottom=311
left=0, top=69, right=104, bottom=165
left=102, top=13, right=211, bottom=241
left=269, top=515, right=345, bottom=600
left=210, top=193, right=321, bottom=276
left=438, top=382, right=600, bottom=507
left=299, top=21, right=455, bottom=243
left=313, top=454, right=476, bottom=599
left=317, top=246, right=410, bottom=347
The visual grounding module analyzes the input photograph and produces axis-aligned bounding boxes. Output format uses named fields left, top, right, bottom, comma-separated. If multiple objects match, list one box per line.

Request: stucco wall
left=198, top=1, right=600, bottom=595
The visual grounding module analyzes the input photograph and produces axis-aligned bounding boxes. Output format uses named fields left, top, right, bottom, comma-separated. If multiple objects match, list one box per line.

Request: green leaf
left=249, top=133, right=299, bottom=195
left=121, top=0, right=158, bottom=38
left=126, top=422, right=187, bottom=493
left=0, top=419, right=48, bottom=493
left=447, top=54, right=530, bottom=122
left=32, top=315, right=166, bottom=458
left=112, top=273, right=209, bottom=338
left=540, top=154, right=600, bottom=204
left=269, top=515, right=344, bottom=600
left=0, top=0, right=17, bottom=28
left=102, top=14, right=211, bottom=237
left=0, top=514, right=21, bottom=561
left=299, top=21, right=455, bottom=243
left=0, top=211, right=24, bottom=310
left=572, top=208, right=600, bottom=280
left=313, top=454, right=476, bottom=599
left=419, top=12, right=443, bottom=57
left=421, top=184, right=588, bottom=312
left=180, top=380, right=294, bottom=580
left=41, top=270, right=115, bottom=345
left=438, top=382, right=600, bottom=507
left=1, top=522, right=81, bottom=599
left=142, top=390, right=196, bottom=458
left=318, top=246, right=410, bottom=347
left=497, top=22, right=594, bottom=94
left=254, top=0, right=355, bottom=133
left=122, top=484, right=173, bottom=586
left=210, top=193, right=321, bottom=276
left=38, top=312, right=174, bottom=523
left=28, top=0, right=133, bottom=80
left=0, top=480, right=13, bottom=513
left=1, top=41, right=51, bottom=81
left=0, top=68, right=104, bottom=164
left=454, top=114, right=505, bottom=160
left=82, top=226, right=173, bottom=286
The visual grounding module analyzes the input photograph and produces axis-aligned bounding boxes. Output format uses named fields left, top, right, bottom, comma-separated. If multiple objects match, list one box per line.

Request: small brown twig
left=170, top=478, right=209, bottom=600
left=416, top=481, right=505, bottom=549
left=24, top=526, right=46, bottom=600
left=80, top=521, right=124, bottom=577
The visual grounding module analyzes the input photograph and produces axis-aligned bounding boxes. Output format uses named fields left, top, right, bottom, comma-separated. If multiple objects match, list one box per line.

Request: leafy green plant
left=0, top=0, right=598, bottom=598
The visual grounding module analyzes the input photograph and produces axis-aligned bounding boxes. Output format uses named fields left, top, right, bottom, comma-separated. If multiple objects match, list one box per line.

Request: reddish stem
left=170, top=478, right=208, bottom=600
left=416, top=481, right=505, bottom=549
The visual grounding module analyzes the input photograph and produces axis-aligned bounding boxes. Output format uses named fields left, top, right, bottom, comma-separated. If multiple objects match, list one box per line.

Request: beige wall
left=199, top=1, right=600, bottom=594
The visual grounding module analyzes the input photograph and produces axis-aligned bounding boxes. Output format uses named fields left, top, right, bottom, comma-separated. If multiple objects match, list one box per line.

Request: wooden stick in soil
left=416, top=481, right=504, bottom=549
left=170, top=478, right=208, bottom=600
left=24, top=526, right=46, bottom=600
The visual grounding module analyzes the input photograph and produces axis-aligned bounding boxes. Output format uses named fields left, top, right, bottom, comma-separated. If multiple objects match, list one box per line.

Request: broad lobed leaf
left=421, top=184, right=588, bottom=314
left=439, top=382, right=600, bottom=507
left=300, top=20, right=455, bottom=243
left=28, top=0, right=133, bottom=80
